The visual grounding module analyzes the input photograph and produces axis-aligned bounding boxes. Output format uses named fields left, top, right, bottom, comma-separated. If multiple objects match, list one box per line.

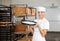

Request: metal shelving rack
left=0, top=5, right=14, bottom=41
left=26, top=7, right=37, bottom=21
left=0, top=5, right=12, bottom=22
left=11, top=4, right=28, bottom=41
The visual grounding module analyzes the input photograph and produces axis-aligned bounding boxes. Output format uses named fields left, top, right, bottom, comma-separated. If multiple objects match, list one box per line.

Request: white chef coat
left=32, top=18, right=49, bottom=41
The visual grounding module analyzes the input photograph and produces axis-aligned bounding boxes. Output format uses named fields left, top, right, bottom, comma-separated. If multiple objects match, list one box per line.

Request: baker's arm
left=39, top=28, right=48, bottom=37
left=36, top=23, right=48, bottom=37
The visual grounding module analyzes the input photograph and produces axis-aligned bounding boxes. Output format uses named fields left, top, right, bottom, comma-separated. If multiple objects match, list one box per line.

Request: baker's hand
left=35, top=23, right=41, bottom=28
left=35, top=23, right=39, bottom=27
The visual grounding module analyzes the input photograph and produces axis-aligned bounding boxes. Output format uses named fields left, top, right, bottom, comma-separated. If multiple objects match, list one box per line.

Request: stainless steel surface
left=12, top=15, right=25, bottom=24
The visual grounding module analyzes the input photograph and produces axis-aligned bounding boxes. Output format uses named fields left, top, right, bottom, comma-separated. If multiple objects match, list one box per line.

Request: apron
left=32, top=19, right=46, bottom=41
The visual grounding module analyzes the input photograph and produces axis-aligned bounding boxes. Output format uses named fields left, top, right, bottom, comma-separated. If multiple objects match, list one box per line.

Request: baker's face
left=38, top=11, right=45, bottom=19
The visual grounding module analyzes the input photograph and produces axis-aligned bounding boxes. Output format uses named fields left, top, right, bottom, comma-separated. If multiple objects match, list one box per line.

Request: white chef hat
left=37, top=7, right=46, bottom=12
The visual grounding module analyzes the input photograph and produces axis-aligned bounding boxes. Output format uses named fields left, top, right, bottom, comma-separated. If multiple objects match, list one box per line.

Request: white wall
left=0, top=0, right=2, bottom=4
left=1, top=0, right=60, bottom=7
left=11, top=0, right=60, bottom=7
left=45, top=8, right=60, bottom=31
left=1, top=0, right=11, bottom=6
